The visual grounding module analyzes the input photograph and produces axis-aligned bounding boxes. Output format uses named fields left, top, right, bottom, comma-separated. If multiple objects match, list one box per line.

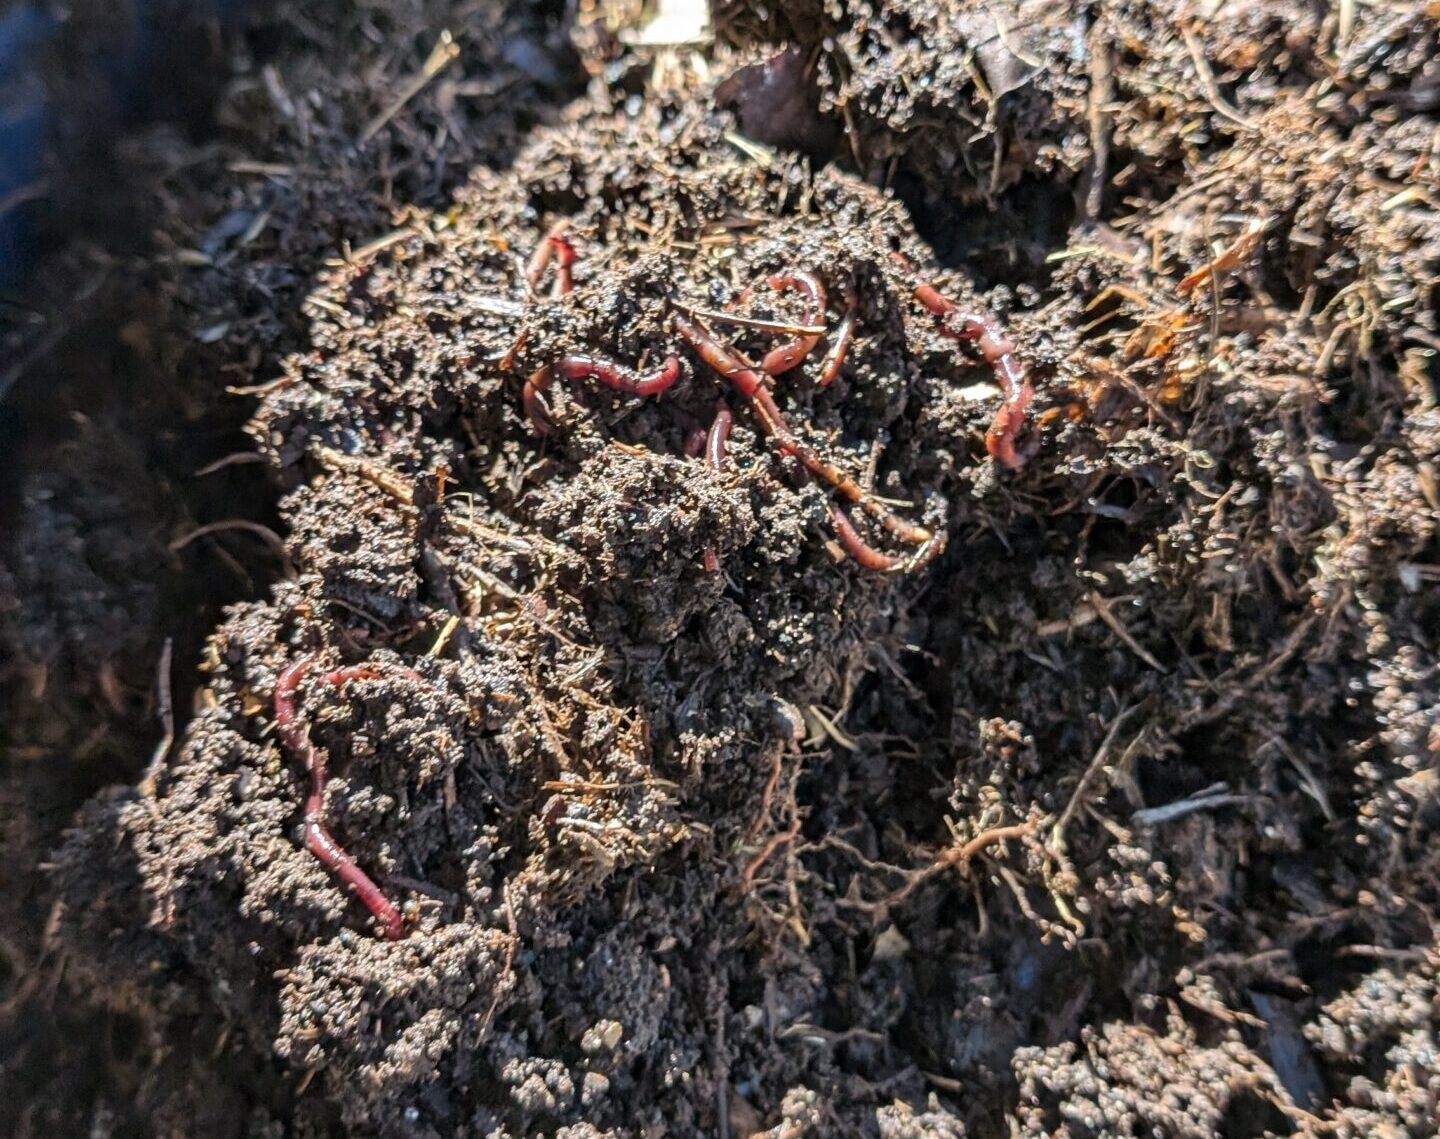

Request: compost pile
left=3, top=1, right=1439, bottom=1137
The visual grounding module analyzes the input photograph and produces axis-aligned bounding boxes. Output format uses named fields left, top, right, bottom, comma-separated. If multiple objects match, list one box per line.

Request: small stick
left=523, top=354, right=683, bottom=434
left=672, top=301, right=826, bottom=337
left=359, top=31, right=460, bottom=143
left=1085, top=590, right=1165, bottom=671
left=1179, top=22, right=1257, bottom=133
left=138, top=638, right=175, bottom=800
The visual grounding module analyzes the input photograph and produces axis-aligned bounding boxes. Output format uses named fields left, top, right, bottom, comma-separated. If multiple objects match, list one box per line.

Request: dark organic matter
left=4, top=3, right=1439, bottom=1138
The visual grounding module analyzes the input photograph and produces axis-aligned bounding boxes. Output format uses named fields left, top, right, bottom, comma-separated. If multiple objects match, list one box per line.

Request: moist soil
left=2, top=2, right=1439, bottom=1137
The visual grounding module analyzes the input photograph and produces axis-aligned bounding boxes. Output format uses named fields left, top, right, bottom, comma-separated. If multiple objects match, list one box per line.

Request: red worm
left=523, top=354, right=683, bottom=434
left=702, top=402, right=734, bottom=573
left=705, top=402, right=734, bottom=472
left=549, top=234, right=576, bottom=297
left=817, top=282, right=858, bottom=387
left=274, top=658, right=417, bottom=940
left=905, top=271, right=1034, bottom=469
left=827, top=505, right=907, bottom=572
left=760, top=271, right=827, bottom=376
left=526, top=221, right=574, bottom=296
left=674, top=313, right=934, bottom=557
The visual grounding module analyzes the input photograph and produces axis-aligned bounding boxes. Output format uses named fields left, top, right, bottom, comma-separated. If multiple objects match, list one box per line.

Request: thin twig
left=310, top=442, right=560, bottom=561
left=345, top=228, right=415, bottom=265
left=1052, top=703, right=1140, bottom=851
left=194, top=451, right=266, bottom=476
left=465, top=295, right=527, bottom=319
left=671, top=300, right=826, bottom=337
left=360, top=31, right=460, bottom=143
left=170, top=519, right=292, bottom=570
left=1132, top=782, right=1248, bottom=826
left=712, top=981, right=731, bottom=1139
left=1180, top=23, right=1257, bottom=132
left=1086, top=590, right=1165, bottom=671
left=1080, top=20, right=1114, bottom=223
left=138, top=638, right=175, bottom=798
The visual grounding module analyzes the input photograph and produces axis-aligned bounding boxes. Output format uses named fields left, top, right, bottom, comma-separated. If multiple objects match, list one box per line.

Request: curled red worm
left=274, top=657, right=419, bottom=940
left=702, top=402, right=734, bottom=574
left=760, top=271, right=827, bottom=376
left=906, top=275, right=1034, bottom=469
left=523, top=354, right=683, bottom=434
left=827, top=504, right=905, bottom=572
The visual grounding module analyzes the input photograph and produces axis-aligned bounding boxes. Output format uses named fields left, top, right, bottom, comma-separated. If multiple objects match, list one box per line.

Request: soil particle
left=1012, top=1013, right=1291, bottom=1137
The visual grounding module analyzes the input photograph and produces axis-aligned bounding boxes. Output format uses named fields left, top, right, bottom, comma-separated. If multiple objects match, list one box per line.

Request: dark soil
left=3, top=2, right=1438, bottom=1137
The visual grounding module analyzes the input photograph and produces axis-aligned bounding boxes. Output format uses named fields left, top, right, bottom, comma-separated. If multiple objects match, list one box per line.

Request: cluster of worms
left=508, top=224, right=1036, bottom=574
left=267, top=229, right=1036, bottom=941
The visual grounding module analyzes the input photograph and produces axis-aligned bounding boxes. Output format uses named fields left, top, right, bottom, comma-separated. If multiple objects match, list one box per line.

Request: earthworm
left=908, top=278, right=1033, bottom=469
left=549, top=233, right=576, bottom=297
left=760, top=271, right=827, bottom=376
left=825, top=504, right=942, bottom=573
left=683, top=427, right=709, bottom=458
left=274, top=657, right=417, bottom=940
left=523, top=354, right=683, bottom=434
left=702, top=402, right=734, bottom=574
left=817, top=281, right=858, bottom=387
left=526, top=221, right=575, bottom=296
left=705, top=401, right=734, bottom=472
left=674, top=313, right=935, bottom=559
left=502, top=228, right=579, bottom=374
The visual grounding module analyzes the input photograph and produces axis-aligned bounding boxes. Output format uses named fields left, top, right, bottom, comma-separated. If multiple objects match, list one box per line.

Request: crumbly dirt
left=3, top=1, right=1438, bottom=1137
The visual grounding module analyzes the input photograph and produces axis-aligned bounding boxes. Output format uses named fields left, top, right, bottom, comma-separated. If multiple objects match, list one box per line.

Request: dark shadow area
left=1, top=1, right=585, bottom=1133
